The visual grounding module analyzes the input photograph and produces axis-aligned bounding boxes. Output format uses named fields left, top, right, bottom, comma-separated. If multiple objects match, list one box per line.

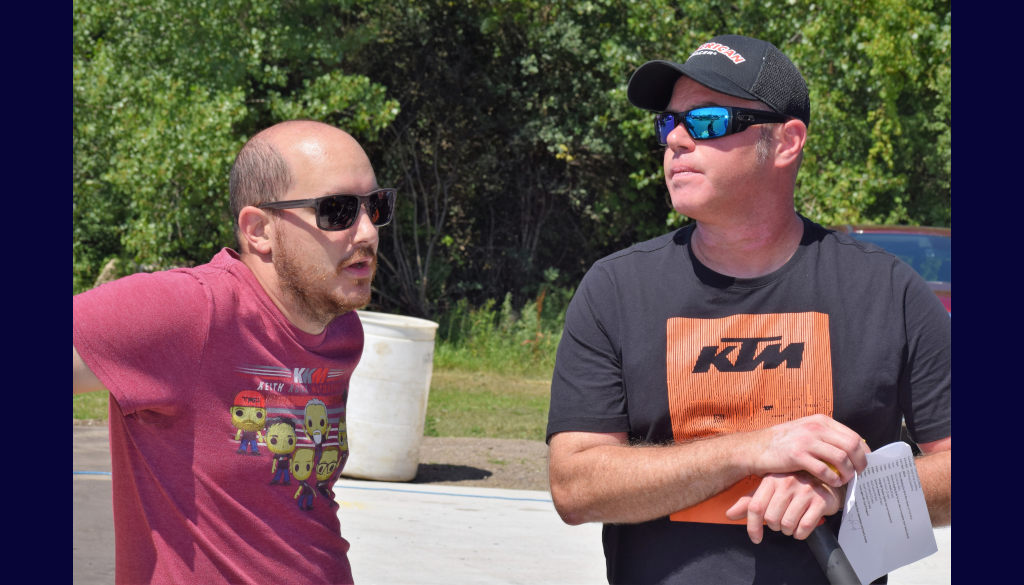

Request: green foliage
left=345, top=0, right=703, bottom=316
left=73, top=0, right=399, bottom=293
left=433, top=280, right=572, bottom=377
left=74, top=0, right=951, bottom=312
left=791, top=0, right=951, bottom=226
left=346, top=0, right=950, bottom=318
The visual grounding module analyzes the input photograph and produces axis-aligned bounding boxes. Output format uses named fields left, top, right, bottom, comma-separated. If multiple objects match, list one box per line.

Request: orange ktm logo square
left=666, top=312, right=832, bottom=524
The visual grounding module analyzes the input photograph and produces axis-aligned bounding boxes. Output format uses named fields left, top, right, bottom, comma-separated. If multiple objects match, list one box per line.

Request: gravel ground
left=413, top=436, right=550, bottom=492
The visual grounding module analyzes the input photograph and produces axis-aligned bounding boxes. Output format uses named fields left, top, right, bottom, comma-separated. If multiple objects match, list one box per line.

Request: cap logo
left=689, top=42, right=746, bottom=64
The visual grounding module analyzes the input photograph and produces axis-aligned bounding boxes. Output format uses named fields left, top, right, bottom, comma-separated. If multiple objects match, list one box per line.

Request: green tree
left=792, top=0, right=951, bottom=226
left=346, top=0, right=690, bottom=316
left=73, top=0, right=399, bottom=293
left=74, top=0, right=950, bottom=316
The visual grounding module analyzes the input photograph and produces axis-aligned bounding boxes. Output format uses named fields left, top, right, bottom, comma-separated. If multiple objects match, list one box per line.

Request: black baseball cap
left=627, top=34, right=810, bottom=126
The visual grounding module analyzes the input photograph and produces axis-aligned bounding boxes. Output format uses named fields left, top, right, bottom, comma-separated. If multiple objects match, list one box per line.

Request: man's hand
left=748, top=414, right=870, bottom=488
left=725, top=471, right=843, bottom=544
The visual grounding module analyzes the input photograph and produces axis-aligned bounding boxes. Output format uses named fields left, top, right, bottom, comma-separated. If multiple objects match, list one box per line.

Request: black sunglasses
left=257, top=188, right=397, bottom=231
left=654, top=106, right=791, bottom=145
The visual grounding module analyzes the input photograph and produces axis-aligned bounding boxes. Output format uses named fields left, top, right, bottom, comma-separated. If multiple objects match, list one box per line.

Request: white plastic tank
left=342, top=310, right=439, bottom=481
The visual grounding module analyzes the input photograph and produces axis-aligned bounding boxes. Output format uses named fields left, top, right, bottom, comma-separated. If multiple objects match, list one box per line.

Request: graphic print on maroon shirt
left=228, top=364, right=351, bottom=511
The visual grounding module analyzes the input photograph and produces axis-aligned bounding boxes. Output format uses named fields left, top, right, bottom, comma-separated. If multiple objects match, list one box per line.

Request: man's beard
left=273, top=233, right=377, bottom=328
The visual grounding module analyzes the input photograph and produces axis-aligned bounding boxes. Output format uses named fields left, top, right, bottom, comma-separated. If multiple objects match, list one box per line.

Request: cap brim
left=627, top=60, right=762, bottom=111
left=627, top=61, right=686, bottom=112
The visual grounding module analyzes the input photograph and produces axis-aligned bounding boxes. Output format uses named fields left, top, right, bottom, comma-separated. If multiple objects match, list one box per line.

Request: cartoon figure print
left=231, top=390, right=266, bottom=455
left=316, top=446, right=341, bottom=501
left=303, top=398, right=331, bottom=449
left=292, top=448, right=317, bottom=510
left=266, top=417, right=298, bottom=485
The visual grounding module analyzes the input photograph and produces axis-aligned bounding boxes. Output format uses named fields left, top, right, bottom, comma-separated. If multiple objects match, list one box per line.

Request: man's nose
left=666, top=123, right=695, bottom=151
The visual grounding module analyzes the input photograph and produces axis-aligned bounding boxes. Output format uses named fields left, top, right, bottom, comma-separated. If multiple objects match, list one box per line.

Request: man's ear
left=237, top=206, right=274, bottom=255
left=774, top=118, right=807, bottom=167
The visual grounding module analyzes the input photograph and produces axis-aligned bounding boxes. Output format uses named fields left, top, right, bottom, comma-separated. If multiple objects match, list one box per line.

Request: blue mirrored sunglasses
left=257, top=188, right=397, bottom=231
left=654, top=106, right=791, bottom=145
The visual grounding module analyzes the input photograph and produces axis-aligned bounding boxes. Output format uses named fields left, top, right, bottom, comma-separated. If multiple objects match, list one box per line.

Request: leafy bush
left=433, top=280, right=573, bottom=377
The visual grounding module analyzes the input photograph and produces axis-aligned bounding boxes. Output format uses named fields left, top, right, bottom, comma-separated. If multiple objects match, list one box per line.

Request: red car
left=831, top=225, right=951, bottom=314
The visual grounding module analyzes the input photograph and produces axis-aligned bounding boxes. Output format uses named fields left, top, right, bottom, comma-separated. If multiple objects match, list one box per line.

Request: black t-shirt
left=547, top=219, right=950, bottom=584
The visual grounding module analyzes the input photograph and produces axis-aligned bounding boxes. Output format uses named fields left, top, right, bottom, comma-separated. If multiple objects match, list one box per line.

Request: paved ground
left=74, top=425, right=949, bottom=584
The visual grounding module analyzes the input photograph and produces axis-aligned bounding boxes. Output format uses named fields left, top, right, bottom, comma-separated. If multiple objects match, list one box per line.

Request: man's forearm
left=915, top=447, right=951, bottom=525
left=548, top=432, right=754, bottom=525
left=549, top=415, right=870, bottom=526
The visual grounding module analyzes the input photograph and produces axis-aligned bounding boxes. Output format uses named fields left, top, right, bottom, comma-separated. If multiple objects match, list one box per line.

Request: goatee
left=275, top=240, right=377, bottom=328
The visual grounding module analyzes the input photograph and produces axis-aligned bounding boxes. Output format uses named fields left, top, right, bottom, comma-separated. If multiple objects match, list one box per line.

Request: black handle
left=807, top=524, right=861, bottom=584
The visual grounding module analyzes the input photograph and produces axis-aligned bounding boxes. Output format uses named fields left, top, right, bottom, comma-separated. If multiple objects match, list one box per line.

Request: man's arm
left=73, top=346, right=105, bottom=395
left=549, top=431, right=748, bottom=525
left=548, top=414, right=869, bottom=526
left=916, top=436, right=950, bottom=525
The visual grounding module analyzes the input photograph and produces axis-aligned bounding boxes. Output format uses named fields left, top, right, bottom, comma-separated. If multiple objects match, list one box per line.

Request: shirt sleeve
left=73, top=270, right=211, bottom=416
left=546, top=264, right=632, bottom=442
left=897, top=263, right=951, bottom=444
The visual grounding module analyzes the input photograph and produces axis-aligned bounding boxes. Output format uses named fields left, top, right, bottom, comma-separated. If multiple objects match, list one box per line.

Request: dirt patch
left=74, top=418, right=107, bottom=427
left=413, top=436, right=550, bottom=492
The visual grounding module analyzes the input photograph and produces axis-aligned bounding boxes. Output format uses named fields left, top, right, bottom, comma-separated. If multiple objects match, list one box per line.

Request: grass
left=73, top=390, right=110, bottom=421
left=423, top=368, right=551, bottom=441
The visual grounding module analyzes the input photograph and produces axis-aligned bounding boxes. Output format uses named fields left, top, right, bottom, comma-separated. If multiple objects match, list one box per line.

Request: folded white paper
left=837, top=441, right=938, bottom=584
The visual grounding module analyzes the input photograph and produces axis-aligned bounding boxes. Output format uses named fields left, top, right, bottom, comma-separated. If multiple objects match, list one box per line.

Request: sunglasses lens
left=318, top=196, right=360, bottom=230
left=655, top=113, right=676, bottom=145
left=315, top=191, right=395, bottom=230
left=655, top=108, right=732, bottom=143
left=365, top=190, right=395, bottom=226
left=685, top=107, right=730, bottom=140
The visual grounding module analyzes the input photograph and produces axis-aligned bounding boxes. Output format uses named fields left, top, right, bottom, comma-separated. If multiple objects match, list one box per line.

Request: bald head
left=228, top=120, right=375, bottom=239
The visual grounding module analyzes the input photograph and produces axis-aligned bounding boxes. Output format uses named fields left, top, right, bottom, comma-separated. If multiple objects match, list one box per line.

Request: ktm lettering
left=691, top=336, right=804, bottom=373
left=292, top=368, right=329, bottom=384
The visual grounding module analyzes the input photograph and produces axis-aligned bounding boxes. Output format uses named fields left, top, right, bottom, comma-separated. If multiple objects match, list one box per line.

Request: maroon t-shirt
left=74, top=248, right=362, bottom=584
